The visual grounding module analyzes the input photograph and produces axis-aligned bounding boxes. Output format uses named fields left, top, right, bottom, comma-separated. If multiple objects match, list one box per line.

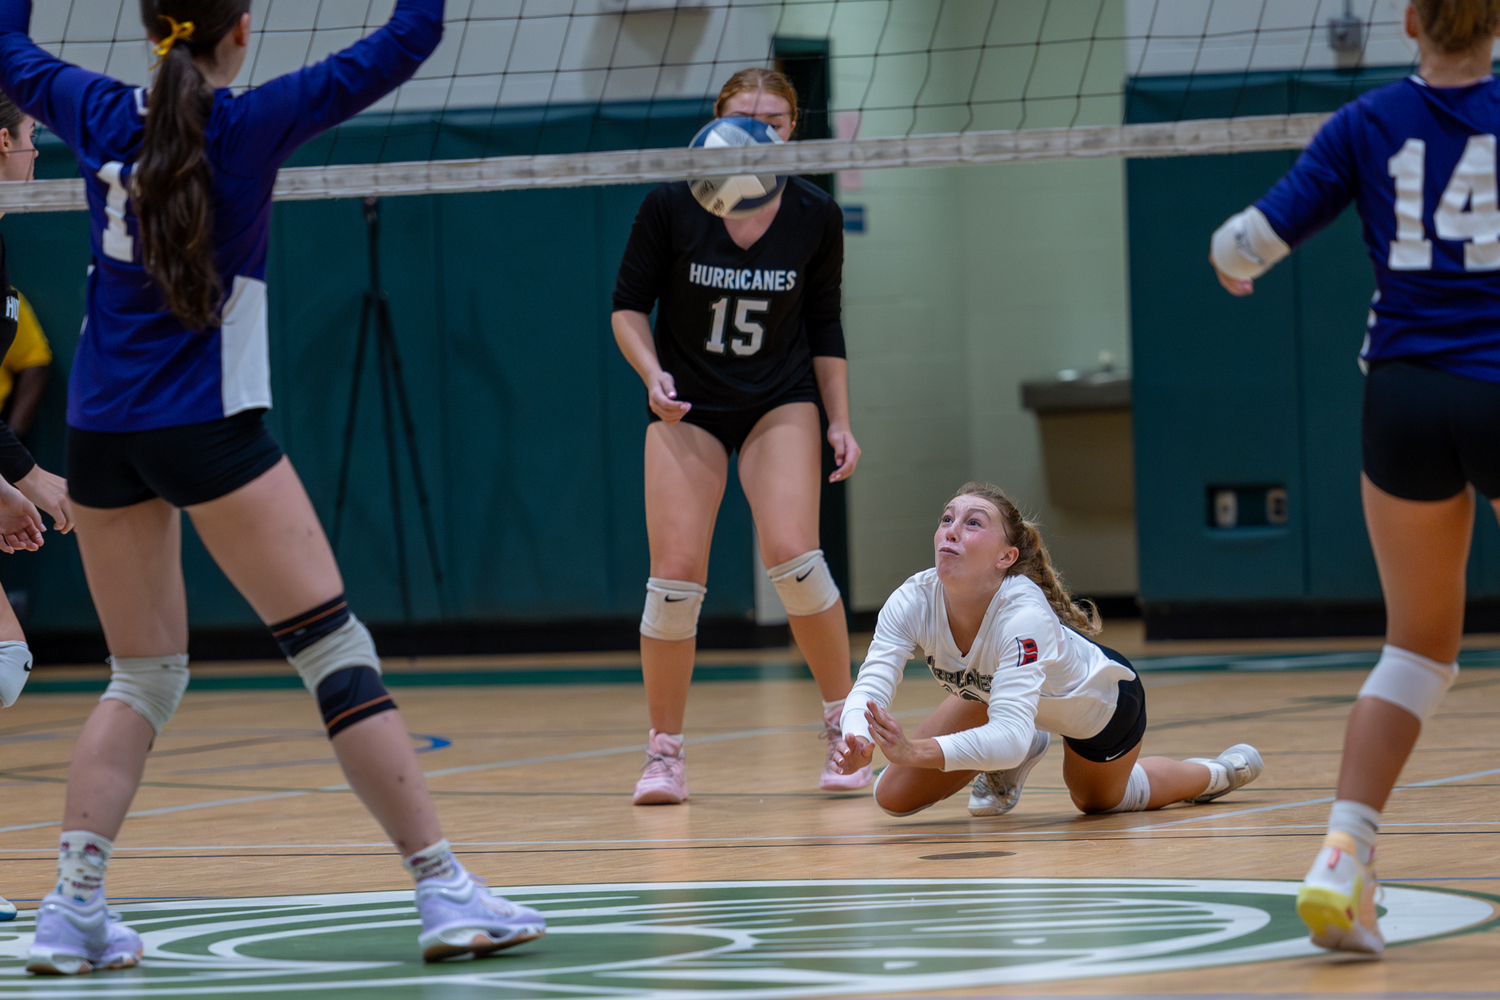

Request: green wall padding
left=1127, top=68, right=1500, bottom=606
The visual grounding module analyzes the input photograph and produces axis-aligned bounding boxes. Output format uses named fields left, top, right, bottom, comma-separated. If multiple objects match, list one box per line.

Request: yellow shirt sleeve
left=0, top=294, right=54, bottom=409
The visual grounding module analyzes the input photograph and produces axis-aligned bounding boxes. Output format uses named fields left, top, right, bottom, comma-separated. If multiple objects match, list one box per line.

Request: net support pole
left=0, top=113, right=1330, bottom=214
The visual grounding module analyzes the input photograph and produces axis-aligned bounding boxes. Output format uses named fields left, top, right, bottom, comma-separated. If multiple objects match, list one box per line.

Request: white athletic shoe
left=0, top=894, right=15, bottom=921
left=26, top=890, right=142, bottom=976
left=968, top=730, right=1050, bottom=817
left=1185, top=743, right=1263, bottom=803
left=1297, top=832, right=1384, bottom=955
left=416, top=867, right=546, bottom=962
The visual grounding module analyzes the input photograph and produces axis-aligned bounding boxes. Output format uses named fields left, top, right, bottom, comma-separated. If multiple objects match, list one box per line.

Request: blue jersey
left=1259, top=75, right=1500, bottom=383
left=0, top=0, right=444, bottom=432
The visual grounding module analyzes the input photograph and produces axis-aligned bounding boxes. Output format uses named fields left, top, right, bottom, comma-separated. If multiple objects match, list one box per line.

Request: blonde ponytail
left=950, top=482, right=1101, bottom=635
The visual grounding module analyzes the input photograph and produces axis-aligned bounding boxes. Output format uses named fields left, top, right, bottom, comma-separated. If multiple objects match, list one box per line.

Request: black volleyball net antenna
left=3, top=0, right=1411, bottom=214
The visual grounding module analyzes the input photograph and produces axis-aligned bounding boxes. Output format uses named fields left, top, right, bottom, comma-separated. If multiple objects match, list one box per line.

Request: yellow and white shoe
left=1296, top=832, right=1383, bottom=955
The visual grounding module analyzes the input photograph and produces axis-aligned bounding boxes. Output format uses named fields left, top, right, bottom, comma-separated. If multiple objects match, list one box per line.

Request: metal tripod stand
left=330, top=197, right=445, bottom=620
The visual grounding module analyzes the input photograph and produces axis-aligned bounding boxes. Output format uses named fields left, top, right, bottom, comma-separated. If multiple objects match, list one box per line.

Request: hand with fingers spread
left=830, top=732, right=873, bottom=775
left=866, top=702, right=944, bottom=769
left=15, top=466, right=73, bottom=534
left=0, top=478, right=43, bottom=553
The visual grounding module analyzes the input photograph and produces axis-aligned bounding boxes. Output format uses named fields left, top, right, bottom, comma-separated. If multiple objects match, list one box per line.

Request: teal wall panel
left=1128, top=67, right=1500, bottom=610
left=0, top=99, right=757, bottom=633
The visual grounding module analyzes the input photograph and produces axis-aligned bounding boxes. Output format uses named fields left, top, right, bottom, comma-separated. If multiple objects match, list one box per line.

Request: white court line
left=0, top=712, right=932, bottom=836
left=1124, top=765, right=1500, bottom=833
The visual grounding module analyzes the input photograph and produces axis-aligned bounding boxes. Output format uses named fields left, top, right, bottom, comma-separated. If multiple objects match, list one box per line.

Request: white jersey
left=841, top=569, right=1136, bottom=772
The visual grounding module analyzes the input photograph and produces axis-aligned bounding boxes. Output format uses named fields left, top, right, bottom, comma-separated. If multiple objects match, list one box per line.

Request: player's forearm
left=612, top=310, right=664, bottom=385
left=812, top=356, right=851, bottom=426
left=7, top=365, right=47, bottom=438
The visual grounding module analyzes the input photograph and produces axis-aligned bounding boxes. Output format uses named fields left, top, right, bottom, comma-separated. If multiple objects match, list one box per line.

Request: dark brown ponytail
left=135, top=1, right=248, bottom=330
left=950, top=481, right=1102, bottom=635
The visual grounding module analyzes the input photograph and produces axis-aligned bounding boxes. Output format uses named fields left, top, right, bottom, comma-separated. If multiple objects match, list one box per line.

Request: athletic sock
left=57, top=831, right=113, bottom=902
left=1198, top=760, right=1232, bottom=798
left=403, top=839, right=460, bottom=883
left=821, top=698, right=844, bottom=716
left=1327, top=799, right=1380, bottom=866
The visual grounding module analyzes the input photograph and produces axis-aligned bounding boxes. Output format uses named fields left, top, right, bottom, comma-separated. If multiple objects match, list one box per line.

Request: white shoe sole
left=968, top=733, right=1050, bottom=817
left=421, top=924, right=546, bottom=962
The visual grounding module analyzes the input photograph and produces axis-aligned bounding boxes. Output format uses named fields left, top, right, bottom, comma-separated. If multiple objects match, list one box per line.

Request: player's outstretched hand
left=831, top=732, right=874, bottom=775
left=648, top=371, right=692, bottom=423
left=1209, top=254, right=1254, bottom=296
left=828, top=421, right=860, bottom=482
left=0, top=479, right=44, bottom=553
left=866, top=702, right=922, bottom=765
left=15, top=466, right=73, bottom=535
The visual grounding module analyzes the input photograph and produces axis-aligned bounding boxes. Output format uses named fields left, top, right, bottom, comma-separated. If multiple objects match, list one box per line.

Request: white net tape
left=0, top=112, right=1328, bottom=214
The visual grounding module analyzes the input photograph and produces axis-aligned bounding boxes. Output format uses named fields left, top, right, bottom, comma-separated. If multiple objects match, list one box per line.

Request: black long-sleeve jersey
left=613, top=176, right=845, bottom=414
left=0, top=238, right=35, bottom=484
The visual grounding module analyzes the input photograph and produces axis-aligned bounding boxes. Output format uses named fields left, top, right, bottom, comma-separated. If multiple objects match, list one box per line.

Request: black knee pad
left=271, top=595, right=351, bottom=658
left=316, top=665, right=396, bottom=738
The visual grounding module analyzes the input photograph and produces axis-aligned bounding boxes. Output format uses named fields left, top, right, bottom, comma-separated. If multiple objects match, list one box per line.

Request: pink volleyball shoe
left=819, top=706, right=873, bottom=792
left=633, top=729, right=688, bottom=804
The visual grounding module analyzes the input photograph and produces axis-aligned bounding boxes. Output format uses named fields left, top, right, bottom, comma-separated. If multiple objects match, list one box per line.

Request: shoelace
left=641, top=750, right=681, bottom=775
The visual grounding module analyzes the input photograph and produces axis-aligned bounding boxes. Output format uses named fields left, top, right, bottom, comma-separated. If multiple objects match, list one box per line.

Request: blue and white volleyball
left=688, top=117, right=787, bottom=218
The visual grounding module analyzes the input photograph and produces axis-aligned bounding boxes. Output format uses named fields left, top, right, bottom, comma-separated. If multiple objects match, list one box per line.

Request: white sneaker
left=0, top=894, right=14, bottom=921
left=968, top=730, right=1050, bottom=816
left=26, top=890, right=142, bottom=975
left=1186, top=743, right=1263, bottom=803
left=1297, top=833, right=1383, bottom=954
left=416, top=867, right=545, bottom=962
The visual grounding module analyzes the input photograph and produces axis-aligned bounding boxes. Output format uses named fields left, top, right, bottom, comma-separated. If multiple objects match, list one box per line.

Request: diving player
left=1209, top=0, right=1500, bottom=957
left=612, top=68, right=869, bottom=804
left=827, top=483, right=1264, bottom=820
left=0, top=0, right=543, bottom=972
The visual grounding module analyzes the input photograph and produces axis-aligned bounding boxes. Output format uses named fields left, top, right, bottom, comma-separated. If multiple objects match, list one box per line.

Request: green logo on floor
left=0, top=878, right=1491, bottom=997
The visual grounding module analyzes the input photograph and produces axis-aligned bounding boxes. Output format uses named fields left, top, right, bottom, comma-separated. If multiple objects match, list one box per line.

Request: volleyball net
left=2, top=0, right=1413, bottom=213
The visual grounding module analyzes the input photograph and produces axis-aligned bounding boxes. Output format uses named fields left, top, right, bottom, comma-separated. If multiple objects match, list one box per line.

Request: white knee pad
left=767, top=549, right=841, bottom=617
left=101, top=654, right=190, bottom=736
left=640, top=578, right=705, bottom=641
left=1104, top=763, right=1151, bottom=813
left=289, top=615, right=381, bottom=695
left=1358, top=644, right=1458, bottom=724
left=0, top=641, right=31, bottom=708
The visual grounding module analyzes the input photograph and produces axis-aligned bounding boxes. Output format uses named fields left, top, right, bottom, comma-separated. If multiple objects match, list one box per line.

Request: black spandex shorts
left=649, top=375, right=821, bottom=455
left=1364, top=359, right=1500, bottom=501
left=1063, top=638, right=1148, bottom=764
left=68, top=409, right=285, bottom=509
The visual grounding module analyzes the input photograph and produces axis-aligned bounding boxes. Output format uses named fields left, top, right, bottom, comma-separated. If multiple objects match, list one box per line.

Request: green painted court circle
left=0, top=878, right=1490, bottom=998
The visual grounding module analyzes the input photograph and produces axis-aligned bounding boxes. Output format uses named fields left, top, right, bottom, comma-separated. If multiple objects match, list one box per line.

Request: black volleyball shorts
left=1363, top=359, right=1500, bottom=501
left=648, top=374, right=822, bottom=455
left=68, top=409, right=285, bottom=509
left=1063, top=637, right=1148, bottom=764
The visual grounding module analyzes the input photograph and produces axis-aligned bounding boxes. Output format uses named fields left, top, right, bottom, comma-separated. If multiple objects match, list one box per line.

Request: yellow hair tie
left=149, top=16, right=195, bottom=70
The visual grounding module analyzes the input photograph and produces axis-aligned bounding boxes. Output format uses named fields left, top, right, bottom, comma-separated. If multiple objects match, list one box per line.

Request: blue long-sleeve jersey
left=1258, top=75, right=1500, bottom=383
left=0, top=0, right=444, bottom=432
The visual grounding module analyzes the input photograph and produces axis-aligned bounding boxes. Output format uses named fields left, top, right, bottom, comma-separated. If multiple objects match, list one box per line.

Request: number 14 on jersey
left=1389, top=134, right=1500, bottom=271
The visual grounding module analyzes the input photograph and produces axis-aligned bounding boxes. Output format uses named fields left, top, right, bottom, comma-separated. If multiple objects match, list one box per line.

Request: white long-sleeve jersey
left=841, top=570, right=1137, bottom=772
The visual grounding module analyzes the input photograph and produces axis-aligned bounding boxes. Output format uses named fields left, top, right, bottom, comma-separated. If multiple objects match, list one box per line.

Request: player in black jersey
left=613, top=68, right=870, bottom=804
left=0, top=90, right=73, bottom=921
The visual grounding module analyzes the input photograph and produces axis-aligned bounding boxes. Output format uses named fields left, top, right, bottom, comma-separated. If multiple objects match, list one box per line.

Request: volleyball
left=687, top=116, right=787, bottom=218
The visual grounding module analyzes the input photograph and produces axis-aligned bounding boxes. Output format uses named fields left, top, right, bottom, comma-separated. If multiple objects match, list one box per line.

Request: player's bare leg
left=740, top=402, right=851, bottom=701
left=642, top=420, right=728, bottom=734
left=188, top=458, right=441, bottom=852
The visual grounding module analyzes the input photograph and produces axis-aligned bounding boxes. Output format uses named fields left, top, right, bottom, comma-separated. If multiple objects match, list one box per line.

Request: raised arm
left=0, top=1, right=137, bottom=157
left=232, top=0, right=445, bottom=167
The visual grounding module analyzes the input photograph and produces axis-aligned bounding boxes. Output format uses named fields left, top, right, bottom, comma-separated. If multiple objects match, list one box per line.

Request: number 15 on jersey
left=706, top=296, right=769, bottom=356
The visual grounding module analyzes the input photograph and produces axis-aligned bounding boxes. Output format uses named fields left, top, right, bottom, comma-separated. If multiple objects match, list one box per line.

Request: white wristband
left=1211, top=205, right=1290, bottom=280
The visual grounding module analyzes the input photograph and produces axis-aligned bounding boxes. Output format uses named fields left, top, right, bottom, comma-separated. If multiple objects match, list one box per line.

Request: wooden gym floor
left=0, top=622, right=1496, bottom=998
